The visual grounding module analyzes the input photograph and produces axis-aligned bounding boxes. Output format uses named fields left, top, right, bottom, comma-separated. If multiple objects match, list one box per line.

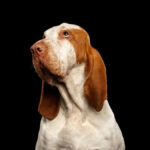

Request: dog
left=30, top=23, right=125, bottom=150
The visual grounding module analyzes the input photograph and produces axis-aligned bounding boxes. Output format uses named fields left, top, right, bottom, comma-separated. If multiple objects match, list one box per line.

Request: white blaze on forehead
left=60, top=23, right=81, bottom=30
left=44, top=23, right=81, bottom=37
left=44, top=26, right=59, bottom=39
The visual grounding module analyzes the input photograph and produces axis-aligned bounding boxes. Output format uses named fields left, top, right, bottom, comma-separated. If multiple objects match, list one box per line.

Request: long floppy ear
left=38, top=80, right=60, bottom=120
left=84, top=47, right=107, bottom=111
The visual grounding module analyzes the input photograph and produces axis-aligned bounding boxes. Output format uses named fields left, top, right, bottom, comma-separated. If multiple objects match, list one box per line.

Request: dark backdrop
left=2, top=4, right=144, bottom=150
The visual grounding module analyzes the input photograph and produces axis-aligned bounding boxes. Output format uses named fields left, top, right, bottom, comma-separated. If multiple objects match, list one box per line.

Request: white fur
left=35, top=23, right=125, bottom=150
left=60, top=23, right=81, bottom=30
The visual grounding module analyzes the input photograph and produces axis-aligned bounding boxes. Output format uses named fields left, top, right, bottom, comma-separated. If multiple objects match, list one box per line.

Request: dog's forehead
left=44, top=23, right=81, bottom=37
left=60, top=23, right=81, bottom=30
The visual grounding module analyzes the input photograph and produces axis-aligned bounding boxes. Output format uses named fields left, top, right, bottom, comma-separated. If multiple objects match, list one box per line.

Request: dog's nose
left=30, top=42, right=47, bottom=54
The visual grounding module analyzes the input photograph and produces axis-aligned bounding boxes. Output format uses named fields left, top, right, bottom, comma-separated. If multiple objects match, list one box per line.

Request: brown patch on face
left=69, top=29, right=90, bottom=64
left=58, top=28, right=89, bottom=64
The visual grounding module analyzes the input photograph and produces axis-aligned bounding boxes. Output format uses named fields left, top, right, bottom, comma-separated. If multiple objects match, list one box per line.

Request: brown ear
left=84, top=47, right=107, bottom=111
left=38, top=80, right=60, bottom=120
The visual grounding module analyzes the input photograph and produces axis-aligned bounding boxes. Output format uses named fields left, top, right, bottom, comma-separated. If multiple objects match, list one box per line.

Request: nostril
left=36, top=47, right=42, bottom=52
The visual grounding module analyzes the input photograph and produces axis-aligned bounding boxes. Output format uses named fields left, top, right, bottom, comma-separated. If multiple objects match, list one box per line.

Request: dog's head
left=30, top=23, right=107, bottom=120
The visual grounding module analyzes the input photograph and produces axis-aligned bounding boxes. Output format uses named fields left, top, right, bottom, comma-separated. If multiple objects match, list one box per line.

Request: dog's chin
left=33, top=61, right=64, bottom=86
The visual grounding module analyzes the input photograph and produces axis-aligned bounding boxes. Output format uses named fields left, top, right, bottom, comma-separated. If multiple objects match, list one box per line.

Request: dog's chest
left=36, top=114, right=120, bottom=150
left=35, top=101, right=125, bottom=150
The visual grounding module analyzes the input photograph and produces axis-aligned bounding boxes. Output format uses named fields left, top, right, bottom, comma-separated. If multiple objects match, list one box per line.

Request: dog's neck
left=56, top=64, right=88, bottom=119
left=54, top=64, right=113, bottom=124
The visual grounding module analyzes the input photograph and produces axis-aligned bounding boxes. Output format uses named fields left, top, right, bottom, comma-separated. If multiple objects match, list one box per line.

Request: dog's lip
left=33, top=58, right=64, bottom=84
left=31, top=51, right=40, bottom=58
left=38, top=61, right=61, bottom=79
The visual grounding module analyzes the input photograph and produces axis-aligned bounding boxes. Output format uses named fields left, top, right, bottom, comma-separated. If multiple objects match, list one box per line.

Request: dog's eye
left=63, top=31, right=69, bottom=37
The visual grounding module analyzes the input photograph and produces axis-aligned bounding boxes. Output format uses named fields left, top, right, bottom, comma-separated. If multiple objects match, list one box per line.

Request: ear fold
left=38, top=80, right=60, bottom=120
left=84, top=47, right=107, bottom=111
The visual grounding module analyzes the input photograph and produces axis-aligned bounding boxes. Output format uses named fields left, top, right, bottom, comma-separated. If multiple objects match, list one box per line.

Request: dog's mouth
left=33, top=58, right=63, bottom=85
left=40, top=62, right=60, bottom=80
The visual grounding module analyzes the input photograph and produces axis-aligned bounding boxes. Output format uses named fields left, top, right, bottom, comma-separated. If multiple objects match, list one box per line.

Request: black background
left=2, top=2, right=145, bottom=150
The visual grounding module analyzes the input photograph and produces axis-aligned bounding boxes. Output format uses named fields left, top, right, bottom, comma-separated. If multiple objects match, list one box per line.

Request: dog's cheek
left=44, top=50, right=65, bottom=77
left=67, top=47, right=76, bottom=69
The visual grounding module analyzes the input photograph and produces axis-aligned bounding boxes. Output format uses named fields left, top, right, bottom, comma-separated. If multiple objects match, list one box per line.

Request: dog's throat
left=58, top=83, right=82, bottom=111
left=56, top=64, right=87, bottom=117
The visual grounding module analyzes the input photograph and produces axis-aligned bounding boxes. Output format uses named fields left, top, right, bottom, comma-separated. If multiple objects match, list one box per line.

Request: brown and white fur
left=30, top=23, right=125, bottom=150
